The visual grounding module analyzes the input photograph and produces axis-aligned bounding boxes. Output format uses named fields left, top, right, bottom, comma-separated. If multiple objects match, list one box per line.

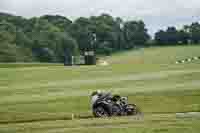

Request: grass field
left=0, top=45, right=200, bottom=133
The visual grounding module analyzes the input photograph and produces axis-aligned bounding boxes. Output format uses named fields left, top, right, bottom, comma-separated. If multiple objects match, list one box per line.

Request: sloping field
left=0, top=46, right=200, bottom=133
left=109, top=45, right=200, bottom=65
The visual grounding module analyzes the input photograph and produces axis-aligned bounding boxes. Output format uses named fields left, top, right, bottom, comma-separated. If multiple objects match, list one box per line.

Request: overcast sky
left=1, top=0, right=200, bottom=35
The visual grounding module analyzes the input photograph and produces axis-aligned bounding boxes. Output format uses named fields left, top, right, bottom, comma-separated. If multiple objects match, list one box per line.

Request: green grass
left=0, top=114, right=200, bottom=133
left=0, top=45, right=200, bottom=133
left=109, top=45, right=200, bottom=65
left=0, top=63, right=62, bottom=68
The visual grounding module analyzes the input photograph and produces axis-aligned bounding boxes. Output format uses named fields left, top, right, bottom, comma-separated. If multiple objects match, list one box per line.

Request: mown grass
left=0, top=63, right=62, bottom=68
left=0, top=45, right=200, bottom=132
left=0, top=114, right=200, bottom=133
left=109, top=45, right=200, bottom=65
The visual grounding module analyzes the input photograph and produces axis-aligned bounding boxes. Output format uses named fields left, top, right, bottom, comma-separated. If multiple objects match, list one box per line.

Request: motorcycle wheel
left=112, top=104, right=122, bottom=116
left=93, top=106, right=110, bottom=118
left=127, top=104, right=141, bottom=115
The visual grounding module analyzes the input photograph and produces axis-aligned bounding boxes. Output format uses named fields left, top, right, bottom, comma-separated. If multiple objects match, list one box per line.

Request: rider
left=90, top=90, right=112, bottom=106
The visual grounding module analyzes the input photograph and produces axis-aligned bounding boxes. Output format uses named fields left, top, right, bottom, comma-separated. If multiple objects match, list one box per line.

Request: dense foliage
left=0, top=12, right=200, bottom=63
left=0, top=12, right=149, bottom=62
left=155, top=23, right=200, bottom=45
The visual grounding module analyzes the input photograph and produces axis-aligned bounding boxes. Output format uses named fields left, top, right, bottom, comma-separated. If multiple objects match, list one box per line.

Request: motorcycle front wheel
left=93, top=106, right=110, bottom=118
left=111, top=104, right=122, bottom=116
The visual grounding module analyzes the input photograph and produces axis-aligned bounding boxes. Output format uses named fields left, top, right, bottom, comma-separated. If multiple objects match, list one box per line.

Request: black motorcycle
left=92, top=94, right=140, bottom=117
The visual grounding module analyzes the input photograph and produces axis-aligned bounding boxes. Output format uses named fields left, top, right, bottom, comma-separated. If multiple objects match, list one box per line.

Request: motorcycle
left=92, top=93, right=140, bottom=117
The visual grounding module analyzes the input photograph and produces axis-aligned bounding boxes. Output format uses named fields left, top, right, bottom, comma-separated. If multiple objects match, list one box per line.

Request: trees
left=123, top=20, right=149, bottom=48
left=0, top=13, right=80, bottom=63
left=89, top=14, right=117, bottom=54
left=68, top=14, right=131, bottom=55
left=40, top=15, right=72, bottom=32
left=0, top=21, right=32, bottom=62
left=155, top=27, right=179, bottom=45
left=178, top=30, right=189, bottom=44
left=155, top=22, right=200, bottom=45
left=0, top=12, right=151, bottom=62
left=55, top=32, right=79, bottom=63
left=69, top=17, right=93, bottom=52
left=155, top=30, right=167, bottom=45
left=3, top=11, right=200, bottom=63
left=165, top=27, right=179, bottom=44
left=28, top=18, right=79, bottom=62
left=189, top=22, right=200, bottom=44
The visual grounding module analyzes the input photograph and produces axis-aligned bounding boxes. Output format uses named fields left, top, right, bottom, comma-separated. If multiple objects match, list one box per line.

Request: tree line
left=0, top=12, right=150, bottom=62
left=0, top=12, right=200, bottom=63
left=155, top=23, right=200, bottom=45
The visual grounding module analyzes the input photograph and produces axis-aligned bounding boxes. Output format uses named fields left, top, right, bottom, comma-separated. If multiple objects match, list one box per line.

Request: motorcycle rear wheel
left=127, top=104, right=141, bottom=115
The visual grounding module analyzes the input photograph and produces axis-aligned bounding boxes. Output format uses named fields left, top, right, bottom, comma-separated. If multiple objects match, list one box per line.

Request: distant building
left=84, top=51, right=96, bottom=65
left=64, top=51, right=96, bottom=66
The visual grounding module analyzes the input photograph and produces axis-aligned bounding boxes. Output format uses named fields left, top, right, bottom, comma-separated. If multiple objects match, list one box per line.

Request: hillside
left=109, top=45, right=200, bottom=64
left=0, top=46, right=200, bottom=133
